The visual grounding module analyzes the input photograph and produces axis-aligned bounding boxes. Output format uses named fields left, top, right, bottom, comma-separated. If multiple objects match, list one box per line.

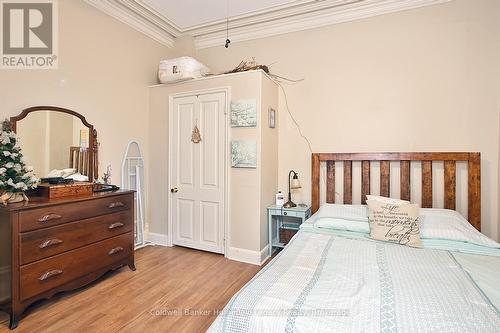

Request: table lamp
left=283, top=170, right=301, bottom=208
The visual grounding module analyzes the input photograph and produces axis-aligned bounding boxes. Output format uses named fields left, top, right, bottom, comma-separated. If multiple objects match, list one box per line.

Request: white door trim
left=167, top=87, right=231, bottom=257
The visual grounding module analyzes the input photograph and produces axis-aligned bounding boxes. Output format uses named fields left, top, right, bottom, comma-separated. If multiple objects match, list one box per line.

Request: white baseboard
left=226, top=245, right=270, bottom=266
left=260, top=245, right=270, bottom=264
left=147, top=232, right=170, bottom=246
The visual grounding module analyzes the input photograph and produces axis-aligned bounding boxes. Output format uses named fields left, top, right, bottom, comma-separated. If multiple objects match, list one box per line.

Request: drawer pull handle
left=38, top=214, right=62, bottom=223
left=108, top=222, right=124, bottom=230
left=108, top=202, right=125, bottom=209
left=108, top=246, right=124, bottom=255
left=39, top=238, right=63, bottom=249
left=39, top=269, right=63, bottom=281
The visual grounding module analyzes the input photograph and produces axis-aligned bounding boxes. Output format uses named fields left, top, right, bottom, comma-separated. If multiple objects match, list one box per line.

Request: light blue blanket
left=208, top=229, right=500, bottom=333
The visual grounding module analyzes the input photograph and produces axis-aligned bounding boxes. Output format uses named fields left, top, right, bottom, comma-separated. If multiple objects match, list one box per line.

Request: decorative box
left=37, top=182, right=93, bottom=199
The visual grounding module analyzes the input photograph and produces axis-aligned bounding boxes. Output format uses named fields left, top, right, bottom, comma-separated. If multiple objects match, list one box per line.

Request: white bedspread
left=207, top=230, right=500, bottom=333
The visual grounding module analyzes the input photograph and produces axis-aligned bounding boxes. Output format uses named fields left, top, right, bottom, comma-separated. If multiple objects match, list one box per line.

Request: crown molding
left=185, top=0, right=355, bottom=35
left=83, top=0, right=176, bottom=47
left=83, top=0, right=452, bottom=50
left=193, top=0, right=452, bottom=49
left=120, top=0, right=183, bottom=36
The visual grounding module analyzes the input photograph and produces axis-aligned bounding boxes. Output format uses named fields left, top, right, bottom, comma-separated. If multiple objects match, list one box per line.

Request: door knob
left=171, top=187, right=178, bottom=193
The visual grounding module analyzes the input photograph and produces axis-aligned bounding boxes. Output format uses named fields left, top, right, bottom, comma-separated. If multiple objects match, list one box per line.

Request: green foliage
left=0, top=119, right=38, bottom=193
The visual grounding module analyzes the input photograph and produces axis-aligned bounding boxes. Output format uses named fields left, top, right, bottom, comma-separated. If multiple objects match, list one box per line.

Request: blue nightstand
left=267, top=204, right=311, bottom=256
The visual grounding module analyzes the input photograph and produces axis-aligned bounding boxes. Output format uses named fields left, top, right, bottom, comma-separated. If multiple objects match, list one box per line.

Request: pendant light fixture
left=225, top=0, right=231, bottom=48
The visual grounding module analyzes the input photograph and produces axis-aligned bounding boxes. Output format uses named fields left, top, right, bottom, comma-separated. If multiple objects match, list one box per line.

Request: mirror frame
left=10, top=106, right=98, bottom=182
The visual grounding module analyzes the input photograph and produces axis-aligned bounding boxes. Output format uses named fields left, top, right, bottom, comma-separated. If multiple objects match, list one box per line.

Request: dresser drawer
left=20, top=210, right=132, bottom=265
left=20, top=233, right=132, bottom=301
left=19, top=194, right=133, bottom=232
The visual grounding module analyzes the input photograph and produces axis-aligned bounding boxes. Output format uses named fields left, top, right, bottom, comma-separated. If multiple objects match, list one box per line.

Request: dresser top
left=0, top=190, right=135, bottom=212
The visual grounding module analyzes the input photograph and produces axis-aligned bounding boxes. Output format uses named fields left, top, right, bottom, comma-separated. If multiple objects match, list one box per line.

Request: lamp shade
left=291, top=178, right=301, bottom=189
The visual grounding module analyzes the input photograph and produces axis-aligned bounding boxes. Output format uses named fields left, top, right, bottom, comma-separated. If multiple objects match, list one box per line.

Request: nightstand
left=267, top=204, right=311, bottom=256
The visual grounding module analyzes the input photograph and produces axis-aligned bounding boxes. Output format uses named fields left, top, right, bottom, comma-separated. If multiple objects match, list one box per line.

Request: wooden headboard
left=69, top=146, right=90, bottom=177
left=311, top=152, right=481, bottom=230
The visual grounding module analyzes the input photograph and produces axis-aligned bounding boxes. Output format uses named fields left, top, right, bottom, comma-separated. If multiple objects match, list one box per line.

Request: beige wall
left=193, top=0, right=500, bottom=240
left=0, top=0, right=170, bottom=186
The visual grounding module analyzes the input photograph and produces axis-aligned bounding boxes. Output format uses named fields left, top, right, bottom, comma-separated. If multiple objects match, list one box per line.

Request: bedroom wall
left=0, top=0, right=170, bottom=186
left=193, top=0, right=500, bottom=240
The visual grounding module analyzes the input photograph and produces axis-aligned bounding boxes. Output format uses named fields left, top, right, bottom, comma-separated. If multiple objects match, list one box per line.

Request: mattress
left=207, top=205, right=500, bottom=333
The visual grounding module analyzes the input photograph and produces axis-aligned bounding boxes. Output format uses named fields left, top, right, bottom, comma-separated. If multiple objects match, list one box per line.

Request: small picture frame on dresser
left=269, top=108, right=276, bottom=128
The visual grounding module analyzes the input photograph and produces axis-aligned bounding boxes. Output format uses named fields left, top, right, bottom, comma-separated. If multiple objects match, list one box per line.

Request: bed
left=208, top=152, right=500, bottom=333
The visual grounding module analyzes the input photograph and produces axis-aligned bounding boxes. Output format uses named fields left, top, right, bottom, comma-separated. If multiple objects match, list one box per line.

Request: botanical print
left=231, top=99, right=257, bottom=127
left=231, top=140, right=257, bottom=168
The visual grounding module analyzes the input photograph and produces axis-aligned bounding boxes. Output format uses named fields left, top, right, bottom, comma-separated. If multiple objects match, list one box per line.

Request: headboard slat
left=326, top=161, right=335, bottom=203
left=311, top=152, right=481, bottom=231
left=444, top=161, right=456, bottom=210
left=400, top=161, right=411, bottom=201
left=380, top=161, right=390, bottom=197
left=343, top=161, right=353, bottom=204
left=468, top=153, right=481, bottom=230
left=421, top=161, right=433, bottom=208
left=311, top=154, right=320, bottom=213
left=361, top=161, right=370, bottom=204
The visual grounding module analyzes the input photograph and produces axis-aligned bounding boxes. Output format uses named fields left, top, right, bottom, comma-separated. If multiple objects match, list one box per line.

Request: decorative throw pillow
left=367, top=200, right=422, bottom=248
left=366, top=195, right=410, bottom=205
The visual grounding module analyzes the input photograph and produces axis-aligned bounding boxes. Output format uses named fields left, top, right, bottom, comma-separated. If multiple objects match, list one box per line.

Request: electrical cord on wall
left=271, top=75, right=338, bottom=201
left=271, top=78, right=313, bottom=153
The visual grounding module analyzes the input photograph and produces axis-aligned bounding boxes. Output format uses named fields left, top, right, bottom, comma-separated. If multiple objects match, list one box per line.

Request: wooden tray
left=37, top=182, right=93, bottom=199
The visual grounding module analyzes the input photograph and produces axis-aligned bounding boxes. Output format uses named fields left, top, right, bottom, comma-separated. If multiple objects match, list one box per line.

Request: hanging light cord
left=225, top=0, right=231, bottom=48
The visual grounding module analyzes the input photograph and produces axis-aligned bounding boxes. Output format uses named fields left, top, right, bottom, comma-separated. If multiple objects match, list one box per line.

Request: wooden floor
left=0, top=246, right=261, bottom=333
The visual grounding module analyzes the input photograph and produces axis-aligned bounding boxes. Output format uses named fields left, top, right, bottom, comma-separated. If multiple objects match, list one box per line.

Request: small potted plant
left=0, top=120, right=38, bottom=205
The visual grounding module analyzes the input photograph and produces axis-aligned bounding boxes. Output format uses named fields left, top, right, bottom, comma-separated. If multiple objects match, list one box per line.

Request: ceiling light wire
left=225, top=0, right=231, bottom=48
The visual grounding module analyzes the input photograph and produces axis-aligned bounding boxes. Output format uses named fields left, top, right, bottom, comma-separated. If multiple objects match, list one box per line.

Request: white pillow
left=312, top=204, right=499, bottom=249
left=314, top=203, right=368, bottom=222
left=366, top=195, right=410, bottom=205
left=419, top=208, right=499, bottom=248
left=62, top=168, right=77, bottom=178
left=315, top=217, right=370, bottom=233
left=47, top=169, right=64, bottom=178
left=65, top=173, right=89, bottom=182
left=46, top=168, right=77, bottom=178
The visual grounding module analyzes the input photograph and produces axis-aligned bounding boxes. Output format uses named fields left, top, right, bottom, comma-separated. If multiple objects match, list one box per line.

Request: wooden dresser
left=0, top=190, right=135, bottom=329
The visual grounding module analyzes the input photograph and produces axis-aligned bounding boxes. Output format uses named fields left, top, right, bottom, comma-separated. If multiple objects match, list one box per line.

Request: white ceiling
left=142, top=0, right=308, bottom=30
left=84, top=0, right=452, bottom=49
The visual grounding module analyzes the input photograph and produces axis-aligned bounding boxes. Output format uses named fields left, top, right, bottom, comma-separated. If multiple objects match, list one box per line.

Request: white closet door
left=171, top=92, right=225, bottom=254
